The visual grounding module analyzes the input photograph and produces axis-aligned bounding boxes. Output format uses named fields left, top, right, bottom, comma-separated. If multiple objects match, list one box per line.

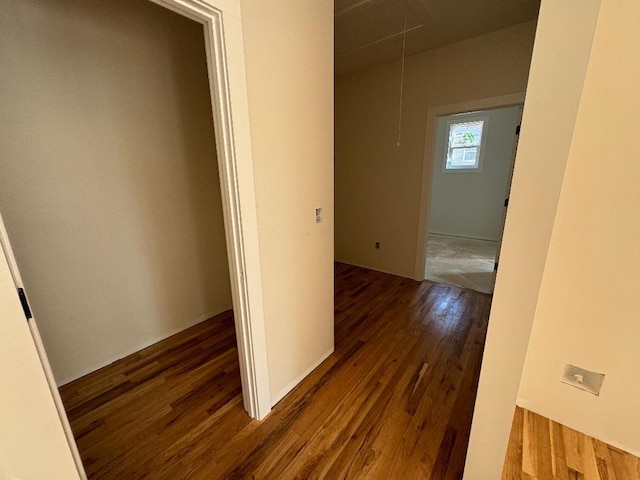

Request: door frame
left=493, top=106, right=524, bottom=271
left=135, top=0, right=272, bottom=420
left=413, top=92, right=526, bottom=280
left=137, top=0, right=272, bottom=421
left=147, top=0, right=273, bottom=422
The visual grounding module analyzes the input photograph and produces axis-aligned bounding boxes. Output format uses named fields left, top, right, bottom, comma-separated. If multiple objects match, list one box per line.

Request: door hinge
left=17, top=288, right=32, bottom=320
left=504, top=198, right=509, bottom=208
left=516, top=124, right=521, bottom=135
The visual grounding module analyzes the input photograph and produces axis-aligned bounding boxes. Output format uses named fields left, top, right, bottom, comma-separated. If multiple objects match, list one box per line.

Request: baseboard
left=429, top=231, right=499, bottom=243
left=270, top=347, right=334, bottom=407
left=334, top=259, right=414, bottom=280
left=515, top=399, right=640, bottom=458
left=58, top=307, right=232, bottom=387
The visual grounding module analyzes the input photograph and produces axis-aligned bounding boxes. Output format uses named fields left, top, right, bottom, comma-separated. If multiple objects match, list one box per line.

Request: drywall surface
left=463, top=0, right=601, bottom=478
left=240, top=0, right=335, bottom=403
left=517, top=0, right=640, bottom=456
left=0, top=250, right=80, bottom=479
left=335, top=21, right=536, bottom=277
left=0, top=0, right=232, bottom=385
left=429, top=106, right=521, bottom=241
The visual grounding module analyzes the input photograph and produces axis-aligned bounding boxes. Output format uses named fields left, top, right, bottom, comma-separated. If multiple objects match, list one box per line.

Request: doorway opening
left=0, top=0, right=269, bottom=477
left=425, top=105, right=522, bottom=293
left=415, top=97, right=524, bottom=292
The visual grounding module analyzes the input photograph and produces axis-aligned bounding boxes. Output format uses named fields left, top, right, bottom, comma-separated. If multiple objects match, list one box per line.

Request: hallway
left=61, top=264, right=491, bottom=479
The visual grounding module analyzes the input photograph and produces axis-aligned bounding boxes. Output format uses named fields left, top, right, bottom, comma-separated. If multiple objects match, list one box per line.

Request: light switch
left=561, top=364, right=605, bottom=396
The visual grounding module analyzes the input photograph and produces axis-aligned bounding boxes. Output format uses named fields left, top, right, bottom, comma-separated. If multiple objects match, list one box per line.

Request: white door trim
left=413, top=92, right=527, bottom=280
left=147, top=0, right=271, bottom=420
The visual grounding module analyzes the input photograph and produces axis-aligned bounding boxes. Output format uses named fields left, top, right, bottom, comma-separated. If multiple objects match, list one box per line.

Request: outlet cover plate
left=561, top=364, right=605, bottom=396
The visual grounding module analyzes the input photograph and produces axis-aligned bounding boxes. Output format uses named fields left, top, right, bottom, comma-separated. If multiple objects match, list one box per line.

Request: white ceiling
left=335, top=0, right=541, bottom=76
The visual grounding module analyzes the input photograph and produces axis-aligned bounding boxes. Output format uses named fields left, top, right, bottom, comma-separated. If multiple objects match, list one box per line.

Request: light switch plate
left=561, top=364, right=605, bottom=396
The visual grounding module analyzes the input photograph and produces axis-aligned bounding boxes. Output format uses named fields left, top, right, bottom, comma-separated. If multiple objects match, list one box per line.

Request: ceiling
left=335, top=0, right=541, bottom=76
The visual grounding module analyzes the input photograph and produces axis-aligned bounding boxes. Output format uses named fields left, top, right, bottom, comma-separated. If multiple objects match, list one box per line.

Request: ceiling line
left=336, top=24, right=424, bottom=57
left=335, top=0, right=389, bottom=18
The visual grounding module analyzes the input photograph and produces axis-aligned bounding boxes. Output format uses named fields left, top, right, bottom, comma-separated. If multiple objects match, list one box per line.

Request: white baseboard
left=58, top=307, right=232, bottom=386
left=334, top=259, right=414, bottom=280
left=270, top=347, right=334, bottom=407
left=515, top=399, right=640, bottom=458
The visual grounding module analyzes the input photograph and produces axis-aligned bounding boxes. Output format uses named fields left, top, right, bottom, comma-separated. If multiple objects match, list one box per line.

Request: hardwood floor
left=502, top=407, right=640, bottom=480
left=60, top=263, right=491, bottom=479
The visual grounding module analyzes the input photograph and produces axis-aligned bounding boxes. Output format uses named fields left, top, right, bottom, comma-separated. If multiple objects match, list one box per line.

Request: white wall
left=335, top=21, right=537, bottom=278
left=517, top=0, right=640, bottom=456
left=0, top=0, right=232, bottom=385
left=240, top=0, right=335, bottom=404
left=464, top=0, right=601, bottom=478
left=429, top=106, right=521, bottom=241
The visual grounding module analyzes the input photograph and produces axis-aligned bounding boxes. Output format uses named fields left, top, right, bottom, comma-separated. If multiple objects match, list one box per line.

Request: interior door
left=0, top=213, right=84, bottom=480
left=493, top=106, right=524, bottom=273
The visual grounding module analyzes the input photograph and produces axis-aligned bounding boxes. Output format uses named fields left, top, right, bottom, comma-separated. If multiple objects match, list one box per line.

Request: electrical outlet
left=315, top=208, right=322, bottom=224
left=375, top=242, right=380, bottom=249
left=561, top=364, right=605, bottom=396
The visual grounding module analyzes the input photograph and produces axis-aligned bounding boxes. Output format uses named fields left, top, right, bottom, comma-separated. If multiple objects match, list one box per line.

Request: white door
left=0, top=214, right=84, bottom=480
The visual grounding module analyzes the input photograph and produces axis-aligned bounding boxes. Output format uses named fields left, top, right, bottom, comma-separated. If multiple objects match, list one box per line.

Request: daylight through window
left=446, top=120, right=485, bottom=170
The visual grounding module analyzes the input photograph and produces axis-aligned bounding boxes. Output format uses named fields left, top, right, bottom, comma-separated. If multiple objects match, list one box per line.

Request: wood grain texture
left=60, top=262, right=491, bottom=479
left=502, top=407, right=640, bottom=480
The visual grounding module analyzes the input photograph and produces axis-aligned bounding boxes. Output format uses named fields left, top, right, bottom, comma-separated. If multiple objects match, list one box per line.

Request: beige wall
left=464, top=0, right=601, bottom=478
left=518, top=0, right=640, bottom=456
left=335, top=21, right=537, bottom=277
left=240, top=0, right=335, bottom=403
left=0, top=0, right=232, bottom=385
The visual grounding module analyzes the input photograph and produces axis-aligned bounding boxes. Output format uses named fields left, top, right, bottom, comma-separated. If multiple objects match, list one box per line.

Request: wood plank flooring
left=60, top=262, right=492, bottom=479
left=502, top=407, right=640, bottom=480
